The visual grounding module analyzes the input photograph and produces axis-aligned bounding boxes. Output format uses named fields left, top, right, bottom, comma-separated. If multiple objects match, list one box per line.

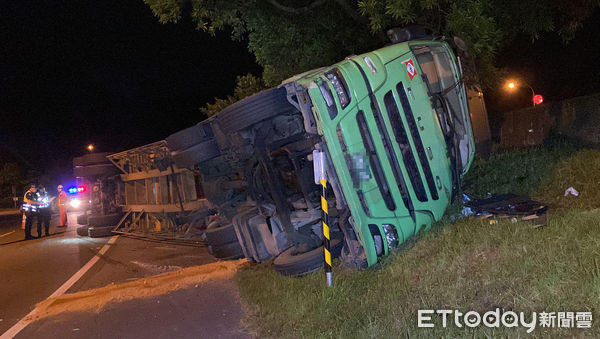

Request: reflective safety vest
left=22, top=191, right=39, bottom=213
left=58, top=191, right=68, bottom=206
left=38, top=192, right=52, bottom=209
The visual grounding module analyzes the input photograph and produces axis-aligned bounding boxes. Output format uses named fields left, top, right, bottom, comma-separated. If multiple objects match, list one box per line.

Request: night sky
left=1, top=0, right=260, bottom=182
left=1, top=2, right=599, bottom=184
left=490, top=10, right=600, bottom=112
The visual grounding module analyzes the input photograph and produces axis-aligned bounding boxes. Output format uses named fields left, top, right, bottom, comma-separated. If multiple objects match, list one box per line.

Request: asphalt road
left=0, top=212, right=248, bottom=338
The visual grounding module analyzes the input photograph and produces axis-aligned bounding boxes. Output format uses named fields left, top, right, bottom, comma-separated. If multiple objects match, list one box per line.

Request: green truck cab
left=283, top=40, right=475, bottom=267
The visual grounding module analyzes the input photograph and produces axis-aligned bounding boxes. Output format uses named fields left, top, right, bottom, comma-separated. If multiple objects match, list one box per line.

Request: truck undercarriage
left=73, top=35, right=479, bottom=276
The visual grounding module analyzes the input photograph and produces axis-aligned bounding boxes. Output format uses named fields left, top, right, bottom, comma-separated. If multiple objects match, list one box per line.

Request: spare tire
left=77, top=214, right=88, bottom=225
left=214, top=87, right=296, bottom=134
left=171, top=139, right=221, bottom=168
left=74, top=164, right=119, bottom=178
left=88, top=213, right=124, bottom=227
left=88, top=225, right=114, bottom=238
left=166, top=121, right=214, bottom=151
left=76, top=225, right=90, bottom=237
left=204, top=224, right=238, bottom=246
left=209, top=241, right=244, bottom=260
left=274, top=238, right=343, bottom=277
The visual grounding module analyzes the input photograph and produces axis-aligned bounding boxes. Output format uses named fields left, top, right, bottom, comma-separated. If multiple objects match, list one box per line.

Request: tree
left=0, top=162, right=25, bottom=207
left=358, top=0, right=598, bottom=86
left=145, top=0, right=598, bottom=89
left=144, top=0, right=378, bottom=86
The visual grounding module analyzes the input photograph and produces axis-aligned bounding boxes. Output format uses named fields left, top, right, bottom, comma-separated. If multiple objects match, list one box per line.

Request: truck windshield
left=412, top=44, right=472, bottom=172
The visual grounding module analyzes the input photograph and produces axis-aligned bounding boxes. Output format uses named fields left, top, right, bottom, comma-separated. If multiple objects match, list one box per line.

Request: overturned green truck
left=164, top=34, right=476, bottom=275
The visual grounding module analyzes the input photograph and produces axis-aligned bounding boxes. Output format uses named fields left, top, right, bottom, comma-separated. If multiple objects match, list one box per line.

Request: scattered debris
left=130, top=261, right=182, bottom=275
left=26, top=259, right=246, bottom=322
left=463, top=193, right=549, bottom=227
left=564, top=187, right=580, bottom=197
left=465, top=193, right=548, bottom=216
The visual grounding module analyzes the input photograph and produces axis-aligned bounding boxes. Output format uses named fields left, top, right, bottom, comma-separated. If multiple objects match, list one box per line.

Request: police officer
left=22, top=185, right=41, bottom=240
left=37, top=186, right=54, bottom=237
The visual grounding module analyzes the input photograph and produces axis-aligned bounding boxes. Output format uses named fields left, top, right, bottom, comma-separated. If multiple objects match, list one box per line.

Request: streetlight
left=87, top=144, right=95, bottom=152
left=505, top=79, right=542, bottom=107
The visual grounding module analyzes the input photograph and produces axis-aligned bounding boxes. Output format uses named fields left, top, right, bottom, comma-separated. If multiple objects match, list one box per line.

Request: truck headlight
left=70, top=198, right=81, bottom=208
left=325, top=68, right=351, bottom=108
left=381, top=224, right=399, bottom=249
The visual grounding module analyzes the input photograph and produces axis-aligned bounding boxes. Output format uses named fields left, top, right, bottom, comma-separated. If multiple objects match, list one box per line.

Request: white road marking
left=0, top=231, right=15, bottom=238
left=0, top=235, right=119, bottom=339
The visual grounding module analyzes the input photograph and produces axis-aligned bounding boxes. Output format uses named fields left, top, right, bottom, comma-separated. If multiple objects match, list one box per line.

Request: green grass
left=235, top=137, right=600, bottom=338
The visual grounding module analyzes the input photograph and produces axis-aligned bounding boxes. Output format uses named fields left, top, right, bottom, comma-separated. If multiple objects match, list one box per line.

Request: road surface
left=0, top=213, right=248, bottom=338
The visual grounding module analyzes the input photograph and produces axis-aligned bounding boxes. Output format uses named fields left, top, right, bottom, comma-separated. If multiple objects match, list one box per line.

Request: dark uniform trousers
left=23, top=191, right=38, bottom=239
left=37, top=207, right=51, bottom=236
left=24, top=210, right=37, bottom=239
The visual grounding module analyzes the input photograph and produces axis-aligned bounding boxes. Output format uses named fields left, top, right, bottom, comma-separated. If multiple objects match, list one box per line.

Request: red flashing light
left=77, top=186, right=86, bottom=193
left=533, top=94, right=543, bottom=105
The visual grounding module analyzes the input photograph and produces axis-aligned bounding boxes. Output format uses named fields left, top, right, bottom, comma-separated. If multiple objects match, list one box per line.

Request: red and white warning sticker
left=402, top=58, right=417, bottom=80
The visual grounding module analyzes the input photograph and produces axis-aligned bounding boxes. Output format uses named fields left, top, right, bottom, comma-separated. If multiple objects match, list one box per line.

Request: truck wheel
left=76, top=225, right=89, bottom=237
left=166, top=121, right=214, bottom=151
left=77, top=214, right=88, bottom=225
left=204, top=224, right=238, bottom=246
left=73, top=164, right=119, bottom=178
left=88, top=213, right=124, bottom=227
left=88, top=225, right=114, bottom=238
left=273, top=238, right=343, bottom=277
left=170, top=139, right=221, bottom=168
left=208, top=241, right=244, bottom=260
left=215, top=87, right=296, bottom=134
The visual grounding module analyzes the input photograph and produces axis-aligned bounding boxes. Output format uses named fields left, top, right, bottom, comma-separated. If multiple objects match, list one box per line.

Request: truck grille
left=383, top=90, right=428, bottom=202
left=396, top=83, right=439, bottom=200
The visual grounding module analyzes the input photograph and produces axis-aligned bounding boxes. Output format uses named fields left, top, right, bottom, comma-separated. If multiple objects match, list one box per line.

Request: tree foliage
left=145, top=0, right=598, bottom=92
left=0, top=162, right=25, bottom=206
left=144, top=0, right=378, bottom=86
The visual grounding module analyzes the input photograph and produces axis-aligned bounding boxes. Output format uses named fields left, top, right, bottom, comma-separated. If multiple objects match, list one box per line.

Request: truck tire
left=170, top=139, right=221, bottom=168
left=88, top=213, right=124, bottom=227
left=215, top=87, right=296, bottom=134
left=166, top=121, right=214, bottom=151
left=88, top=225, right=114, bottom=238
left=204, top=224, right=238, bottom=246
left=73, top=164, right=119, bottom=178
left=77, top=214, right=88, bottom=225
left=76, top=225, right=90, bottom=237
left=72, top=153, right=110, bottom=166
left=273, top=238, right=343, bottom=277
left=208, top=241, right=244, bottom=260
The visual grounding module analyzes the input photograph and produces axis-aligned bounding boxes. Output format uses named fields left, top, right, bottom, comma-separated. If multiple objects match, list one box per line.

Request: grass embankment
left=236, top=137, right=600, bottom=338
